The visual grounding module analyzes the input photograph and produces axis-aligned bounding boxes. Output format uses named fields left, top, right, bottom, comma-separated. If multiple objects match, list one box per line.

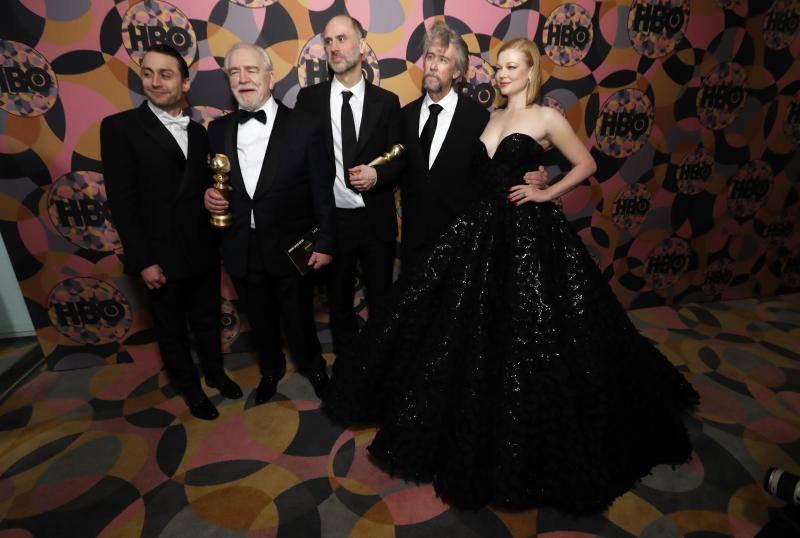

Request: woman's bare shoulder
left=531, top=104, right=571, bottom=130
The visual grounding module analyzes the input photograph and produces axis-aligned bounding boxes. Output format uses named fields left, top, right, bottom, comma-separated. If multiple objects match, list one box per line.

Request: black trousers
left=232, top=230, right=325, bottom=377
left=328, top=208, right=395, bottom=354
left=147, top=268, right=223, bottom=397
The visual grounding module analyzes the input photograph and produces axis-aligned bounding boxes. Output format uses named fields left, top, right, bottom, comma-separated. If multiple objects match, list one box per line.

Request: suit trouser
left=147, top=268, right=223, bottom=397
left=328, top=207, right=395, bottom=354
left=232, top=229, right=325, bottom=377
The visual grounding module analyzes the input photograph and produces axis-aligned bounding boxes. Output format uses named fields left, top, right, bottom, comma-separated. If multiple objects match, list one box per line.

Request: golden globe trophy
left=209, top=153, right=232, bottom=228
left=367, top=143, right=405, bottom=166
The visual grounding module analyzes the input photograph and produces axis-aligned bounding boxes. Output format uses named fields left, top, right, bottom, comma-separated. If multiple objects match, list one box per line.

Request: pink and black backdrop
left=1, top=0, right=798, bottom=370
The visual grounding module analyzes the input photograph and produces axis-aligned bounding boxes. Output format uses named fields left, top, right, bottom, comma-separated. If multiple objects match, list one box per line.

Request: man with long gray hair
left=399, top=23, right=546, bottom=274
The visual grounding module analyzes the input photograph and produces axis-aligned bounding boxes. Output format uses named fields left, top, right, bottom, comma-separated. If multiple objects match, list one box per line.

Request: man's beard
left=330, top=56, right=360, bottom=75
left=423, top=74, right=443, bottom=93
left=234, top=89, right=263, bottom=111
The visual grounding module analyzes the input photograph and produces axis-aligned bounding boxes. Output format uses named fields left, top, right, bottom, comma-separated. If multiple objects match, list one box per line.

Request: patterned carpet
left=0, top=337, right=42, bottom=402
left=0, top=294, right=798, bottom=537
left=0, top=337, right=39, bottom=377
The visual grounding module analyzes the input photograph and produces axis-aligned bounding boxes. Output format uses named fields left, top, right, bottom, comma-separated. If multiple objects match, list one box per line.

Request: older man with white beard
left=204, top=43, right=335, bottom=405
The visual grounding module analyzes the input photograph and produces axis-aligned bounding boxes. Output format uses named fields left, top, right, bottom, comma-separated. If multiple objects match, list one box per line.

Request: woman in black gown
left=324, top=38, right=699, bottom=514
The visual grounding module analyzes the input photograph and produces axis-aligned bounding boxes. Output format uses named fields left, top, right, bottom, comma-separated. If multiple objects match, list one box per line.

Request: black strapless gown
left=324, top=134, right=699, bottom=513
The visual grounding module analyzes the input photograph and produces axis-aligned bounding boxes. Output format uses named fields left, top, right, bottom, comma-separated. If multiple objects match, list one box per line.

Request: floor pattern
left=0, top=337, right=43, bottom=402
left=0, top=294, right=798, bottom=537
left=0, top=337, right=39, bottom=378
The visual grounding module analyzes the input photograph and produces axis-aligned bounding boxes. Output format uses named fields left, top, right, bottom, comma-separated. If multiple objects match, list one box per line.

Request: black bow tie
left=238, top=109, right=267, bottom=124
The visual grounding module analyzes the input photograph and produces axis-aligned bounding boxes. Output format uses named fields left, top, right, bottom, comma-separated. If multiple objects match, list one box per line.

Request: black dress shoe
left=206, top=373, right=243, bottom=399
left=305, top=367, right=329, bottom=399
left=185, top=395, right=219, bottom=421
left=254, top=371, right=283, bottom=405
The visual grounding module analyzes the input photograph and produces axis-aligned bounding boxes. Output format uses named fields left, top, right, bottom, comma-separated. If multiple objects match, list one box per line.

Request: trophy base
left=210, top=213, right=232, bottom=228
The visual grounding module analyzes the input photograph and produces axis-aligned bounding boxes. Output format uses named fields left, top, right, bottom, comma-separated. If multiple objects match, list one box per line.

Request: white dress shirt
left=237, top=96, right=278, bottom=229
left=418, top=88, right=458, bottom=169
left=148, top=100, right=189, bottom=158
left=330, top=76, right=366, bottom=209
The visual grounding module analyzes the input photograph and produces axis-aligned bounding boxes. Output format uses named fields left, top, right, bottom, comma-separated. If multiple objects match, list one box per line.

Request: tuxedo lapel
left=173, top=121, right=204, bottom=200
left=321, top=82, right=334, bottom=161
left=137, top=101, right=185, bottom=166
left=406, top=97, right=427, bottom=169
left=430, top=94, right=466, bottom=173
left=253, top=103, right=289, bottom=200
left=224, top=112, right=248, bottom=198
left=355, top=81, right=382, bottom=158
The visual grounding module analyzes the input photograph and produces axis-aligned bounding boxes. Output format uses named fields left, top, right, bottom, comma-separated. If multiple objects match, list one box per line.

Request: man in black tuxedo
left=101, top=44, right=241, bottom=421
left=400, top=23, right=547, bottom=274
left=204, top=43, right=335, bottom=405
left=294, top=15, right=404, bottom=357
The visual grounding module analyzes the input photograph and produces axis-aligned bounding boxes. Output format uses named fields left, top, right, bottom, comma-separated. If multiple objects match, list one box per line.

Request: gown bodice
left=479, top=133, right=545, bottom=197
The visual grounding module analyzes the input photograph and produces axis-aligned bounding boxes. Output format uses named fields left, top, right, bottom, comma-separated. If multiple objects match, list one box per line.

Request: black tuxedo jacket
left=400, top=93, right=489, bottom=260
left=100, top=102, right=218, bottom=279
left=207, top=101, right=335, bottom=279
left=294, top=79, right=404, bottom=242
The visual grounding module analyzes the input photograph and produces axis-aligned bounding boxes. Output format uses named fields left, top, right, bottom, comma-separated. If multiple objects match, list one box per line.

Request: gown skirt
left=323, top=133, right=700, bottom=513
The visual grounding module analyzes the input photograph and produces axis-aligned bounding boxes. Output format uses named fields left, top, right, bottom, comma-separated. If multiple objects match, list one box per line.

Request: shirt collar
left=332, top=75, right=366, bottom=102
left=147, top=100, right=185, bottom=121
left=423, top=87, right=458, bottom=114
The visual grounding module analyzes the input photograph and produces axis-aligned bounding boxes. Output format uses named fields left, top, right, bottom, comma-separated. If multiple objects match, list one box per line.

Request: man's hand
left=307, top=252, right=333, bottom=270
left=348, top=165, right=377, bottom=191
left=204, top=187, right=228, bottom=214
left=523, top=166, right=549, bottom=189
left=141, top=264, right=167, bottom=290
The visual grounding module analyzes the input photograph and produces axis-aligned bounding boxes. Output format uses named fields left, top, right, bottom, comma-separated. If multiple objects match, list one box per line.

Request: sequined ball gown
left=323, top=133, right=699, bottom=513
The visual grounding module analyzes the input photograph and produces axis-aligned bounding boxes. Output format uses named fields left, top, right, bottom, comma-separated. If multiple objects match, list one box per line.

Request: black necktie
left=341, top=90, right=357, bottom=191
left=238, top=109, right=267, bottom=124
left=419, top=103, right=443, bottom=164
